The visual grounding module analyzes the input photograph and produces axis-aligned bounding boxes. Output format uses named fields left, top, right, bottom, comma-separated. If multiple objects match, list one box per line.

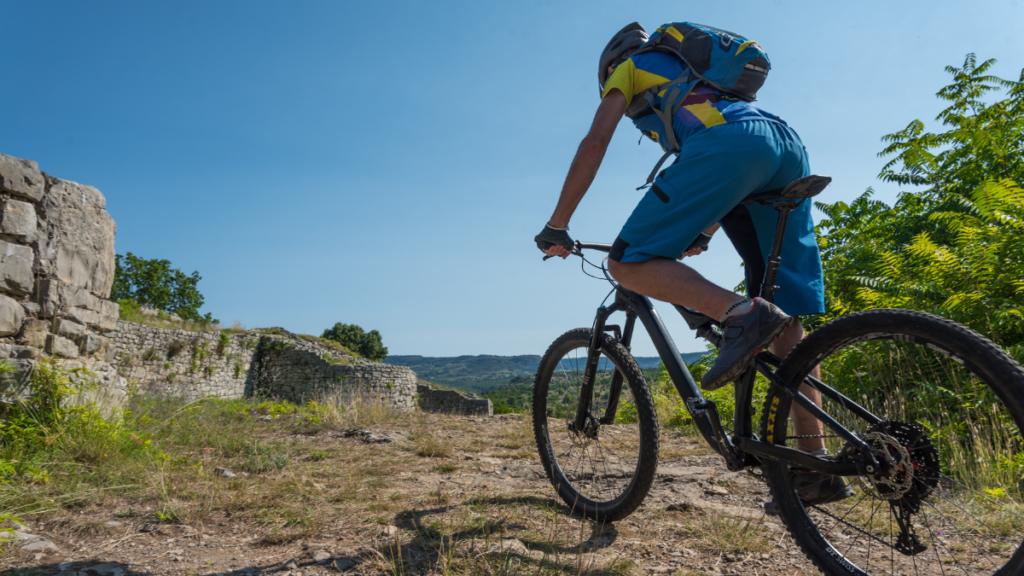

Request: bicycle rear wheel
left=532, top=328, right=659, bottom=522
left=761, top=309, right=1024, bottom=576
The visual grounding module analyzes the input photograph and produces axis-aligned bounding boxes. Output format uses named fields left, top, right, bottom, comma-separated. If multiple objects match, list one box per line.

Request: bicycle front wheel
left=761, top=309, right=1024, bottom=576
left=532, top=328, right=659, bottom=522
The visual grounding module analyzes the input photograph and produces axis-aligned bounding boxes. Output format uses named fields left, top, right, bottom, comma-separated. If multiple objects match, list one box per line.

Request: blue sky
left=3, top=0, right=1022, bottom=357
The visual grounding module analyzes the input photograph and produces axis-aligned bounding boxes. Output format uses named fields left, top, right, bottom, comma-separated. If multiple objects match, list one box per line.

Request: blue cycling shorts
left=609, top=120, right=825, bottom=317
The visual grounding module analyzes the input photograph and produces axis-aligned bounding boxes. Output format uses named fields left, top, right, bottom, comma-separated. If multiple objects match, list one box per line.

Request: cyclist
left=535, top=22, right=852, bottom=511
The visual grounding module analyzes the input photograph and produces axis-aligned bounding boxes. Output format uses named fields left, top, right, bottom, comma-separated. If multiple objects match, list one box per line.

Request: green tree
left=321, top=323, right=388, bottom=362
left=815, top=54, right=1024, bottom=359
left=110, top=252, right=215, bottom=323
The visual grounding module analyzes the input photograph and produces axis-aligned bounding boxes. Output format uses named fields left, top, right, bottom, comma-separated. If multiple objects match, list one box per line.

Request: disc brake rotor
left=858, top=431, right=913, bottom=500
left=852, top=421, right=940, bottom=508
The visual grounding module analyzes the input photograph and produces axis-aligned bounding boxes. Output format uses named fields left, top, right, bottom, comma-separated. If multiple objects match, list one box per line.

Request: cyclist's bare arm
left=544, top=90, right=627, bottom=258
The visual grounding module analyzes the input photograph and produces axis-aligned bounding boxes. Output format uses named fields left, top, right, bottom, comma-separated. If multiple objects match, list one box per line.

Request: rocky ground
left=2, top=413, right=822, bottom=576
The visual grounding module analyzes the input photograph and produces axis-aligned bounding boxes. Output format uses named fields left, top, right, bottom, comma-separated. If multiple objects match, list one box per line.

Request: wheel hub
left=856, top=421, right=940, bottom=510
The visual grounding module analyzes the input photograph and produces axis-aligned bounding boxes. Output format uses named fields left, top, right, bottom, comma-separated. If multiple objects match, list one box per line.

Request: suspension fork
left=574, top=305, right=613, bottom=433
left=600, top=311, right=637, bottom=425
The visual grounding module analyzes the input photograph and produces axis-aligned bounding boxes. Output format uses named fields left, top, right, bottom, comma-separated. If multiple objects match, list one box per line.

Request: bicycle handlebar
left=542, top=241, right=611, bottom=260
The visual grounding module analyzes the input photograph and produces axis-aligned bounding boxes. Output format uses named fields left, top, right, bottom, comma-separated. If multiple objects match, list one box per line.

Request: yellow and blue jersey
left=601, top=51, right=785, bottom=152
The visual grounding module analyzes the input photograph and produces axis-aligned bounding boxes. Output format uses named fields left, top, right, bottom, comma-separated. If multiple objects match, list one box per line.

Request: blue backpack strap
left=635, top=76, right=698, bottom=189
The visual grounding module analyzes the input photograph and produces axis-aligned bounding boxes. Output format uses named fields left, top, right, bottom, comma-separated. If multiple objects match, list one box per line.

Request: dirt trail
left=3, top=414, right=819, bottom=576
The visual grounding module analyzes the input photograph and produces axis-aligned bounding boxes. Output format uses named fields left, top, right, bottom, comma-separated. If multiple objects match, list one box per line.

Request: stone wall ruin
left=0, top=154, right=422, bottom=412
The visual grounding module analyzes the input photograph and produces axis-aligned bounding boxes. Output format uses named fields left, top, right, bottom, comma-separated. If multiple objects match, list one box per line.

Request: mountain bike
left=532, top=175, right=1024, bottom=576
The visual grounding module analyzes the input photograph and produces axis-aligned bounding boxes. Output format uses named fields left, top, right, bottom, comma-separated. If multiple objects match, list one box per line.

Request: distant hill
left=384, top=352, right=706, bottom=394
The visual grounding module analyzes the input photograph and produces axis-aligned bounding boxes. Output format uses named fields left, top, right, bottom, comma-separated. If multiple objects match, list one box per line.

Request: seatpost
left=759, top=200, right=801, bottom=303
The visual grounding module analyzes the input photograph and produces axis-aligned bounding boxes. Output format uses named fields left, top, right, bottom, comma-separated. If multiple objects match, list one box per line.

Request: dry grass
left=410, top=415, right=452, bottom=459
left=673, top=509, right=773, bottom=557
left=302, top=388, right=407, bottom=431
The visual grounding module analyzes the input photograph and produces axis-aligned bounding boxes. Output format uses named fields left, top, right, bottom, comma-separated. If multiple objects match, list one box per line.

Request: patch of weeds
left=216, top=331, right=231, bottom=355
left=411, top=415, right=451, bottom=458
left=497, top=415, right=533, bottom=451
left=193, top=341, right=209, bottom=361
left=431, top=463, right=458, bottom=474
left=429, top=487, right=450, bottom=506
left=163, top=362, right=171, bottom=370
left=321, top=353, right=349, bottom=365
left=415, top=434, right=450, bottom=458
left=141, top=348, right=159, bottom=362
left=157, top=499, right=188, bottom=524
left=234, top=361, right=244, bottom=379
left=221, top=322, right=247, bottom=334
left=114, top=507, right=138, bottom=518
left=167, top=372, right=177, bottom=383
left=117, top=299, right=217, bottom=332
left=677, top=509, right=772, bottom=556
left=262, top=339, right=292, bottom=354
left=308, top=451, right=327, bottom=462
left=240, top=441, right=290, bottom=473
left=464, top=438, right=490, bottom=452
left=167, top=341, right=184, bottom=359
left=203, top=365, right=216, bottom=377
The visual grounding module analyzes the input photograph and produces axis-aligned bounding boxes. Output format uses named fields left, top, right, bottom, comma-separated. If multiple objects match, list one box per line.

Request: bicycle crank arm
left=686, top=398, right=745, bottom=471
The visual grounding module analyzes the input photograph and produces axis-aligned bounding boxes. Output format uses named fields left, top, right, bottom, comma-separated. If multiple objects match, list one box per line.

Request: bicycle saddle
left=741, top=175, right=832, bottom=205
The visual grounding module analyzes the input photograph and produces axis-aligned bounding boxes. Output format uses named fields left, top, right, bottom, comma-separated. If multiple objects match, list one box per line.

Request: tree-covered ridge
left=385, top=353, right=704, bottom=395
left=815, top=54, right=1024, bottom=361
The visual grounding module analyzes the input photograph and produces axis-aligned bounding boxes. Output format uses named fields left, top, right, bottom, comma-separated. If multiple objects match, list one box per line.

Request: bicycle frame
left=581, top=282, right=883, bottom=477
left=571, top=194, right=888, bottom=477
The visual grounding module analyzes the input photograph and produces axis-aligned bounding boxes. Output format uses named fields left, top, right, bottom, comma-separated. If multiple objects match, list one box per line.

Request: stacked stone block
left=416, top=383, right=493, bottom=415
left=254, top=334, right=417, bottom=410
left=0, top=153, right=424, bottom=413
left=0, top=154, right=121, bottom=398
left=108, top=321, right=262, bottom=399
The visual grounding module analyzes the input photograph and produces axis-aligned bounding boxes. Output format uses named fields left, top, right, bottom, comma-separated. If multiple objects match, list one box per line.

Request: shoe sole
left=764, top=485, right=854, bottom=517
left=702, top=315, right=794, bottom=391
left=801, top=485, right=856, bottom=507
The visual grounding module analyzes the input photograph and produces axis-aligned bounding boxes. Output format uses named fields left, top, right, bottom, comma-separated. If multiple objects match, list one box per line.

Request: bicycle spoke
left=540, top=339, right=648, bottom=508
left=762, top=311, right=1024, bottom=576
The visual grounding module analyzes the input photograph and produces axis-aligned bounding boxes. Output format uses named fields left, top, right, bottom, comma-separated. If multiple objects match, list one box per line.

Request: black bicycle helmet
left=598, top=22, right=648, bottom=95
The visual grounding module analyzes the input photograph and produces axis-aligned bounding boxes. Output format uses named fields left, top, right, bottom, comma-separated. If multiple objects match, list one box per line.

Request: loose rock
left=214, top=467, right=237, bottom=478
left=311, top=549, right=331, bottom=563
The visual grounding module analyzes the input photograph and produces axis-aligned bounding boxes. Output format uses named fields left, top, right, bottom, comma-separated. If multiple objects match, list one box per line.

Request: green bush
left=0, top=361, right=158, bottom=491
left=815, top=54, right=1024, bottom=355
left=110, top=252, right=216, bottom=323
left=320, top=323, right=388, bottom=362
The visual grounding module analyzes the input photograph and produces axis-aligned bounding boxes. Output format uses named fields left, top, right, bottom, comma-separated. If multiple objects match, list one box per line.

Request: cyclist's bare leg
left=771, top=321, right=826, bottom=452
left=607, top=257, right=742, bottom=320
left=610, top=258, right=827, bottom=452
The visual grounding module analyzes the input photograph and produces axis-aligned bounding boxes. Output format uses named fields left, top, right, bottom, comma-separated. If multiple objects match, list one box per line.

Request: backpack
left=628, top=22, right=771, bottom=188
